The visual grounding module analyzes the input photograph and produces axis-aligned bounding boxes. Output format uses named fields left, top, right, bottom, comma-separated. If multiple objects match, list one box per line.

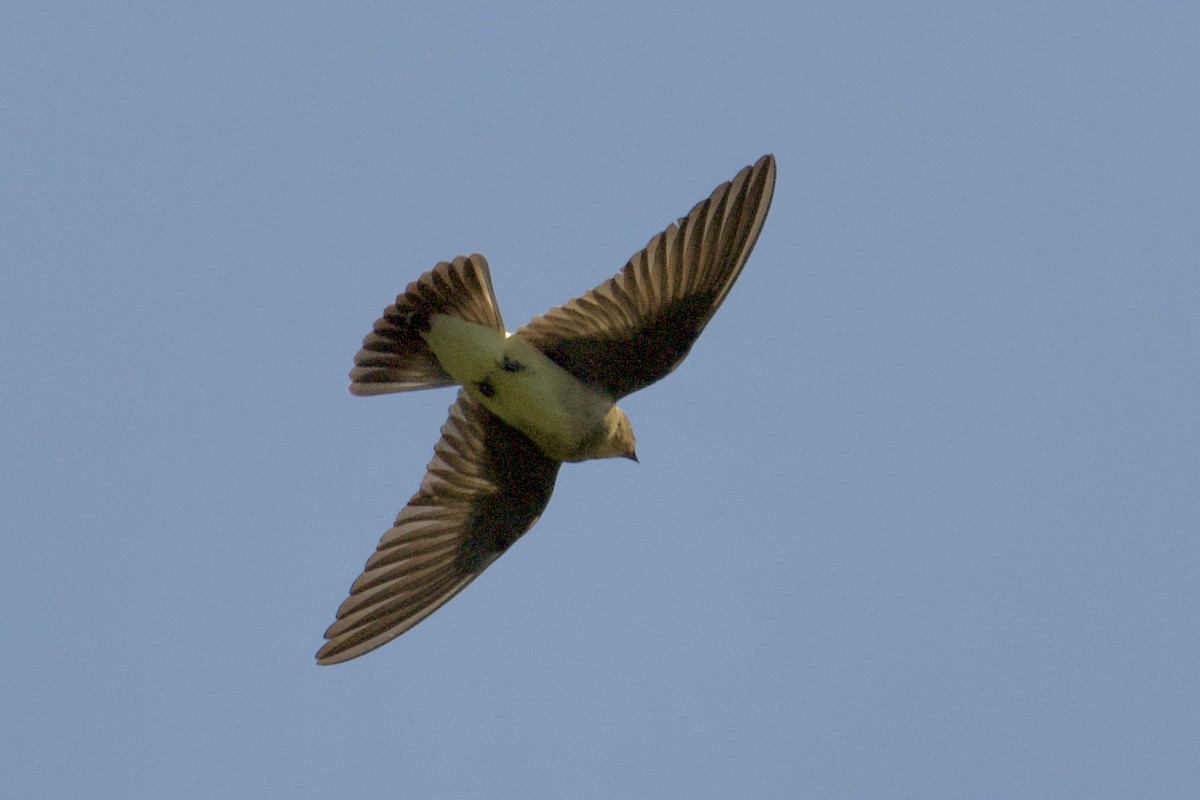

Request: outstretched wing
left=317, top=390, right=561, bottom=664
left=515, top=154, right=775, bottom=399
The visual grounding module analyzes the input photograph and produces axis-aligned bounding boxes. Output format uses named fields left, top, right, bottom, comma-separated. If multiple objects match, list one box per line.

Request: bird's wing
left=514, top=154, right=775, bottom=399
left=350, top=254, right=505, bottom=395
left=317, top=390, right=561, bottom=664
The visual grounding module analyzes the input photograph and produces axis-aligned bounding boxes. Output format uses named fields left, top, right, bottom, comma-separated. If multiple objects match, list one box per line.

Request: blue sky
left=3, top=2, right=1198, bottom=797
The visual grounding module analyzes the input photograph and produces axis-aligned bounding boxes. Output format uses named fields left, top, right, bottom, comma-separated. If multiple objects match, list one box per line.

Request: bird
left=317, top=154, right=776, bottom=664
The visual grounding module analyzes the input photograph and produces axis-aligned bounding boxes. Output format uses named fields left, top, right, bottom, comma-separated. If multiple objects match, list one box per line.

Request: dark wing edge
left=316, top=390, right=560, bottom=664
left=350, top=254, right=506, bottom=396
left=515, top=154, right=776, bottom=398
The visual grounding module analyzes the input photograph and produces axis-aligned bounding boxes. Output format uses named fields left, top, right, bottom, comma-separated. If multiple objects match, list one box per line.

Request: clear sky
left=3, top=2, right=1198, bottom=797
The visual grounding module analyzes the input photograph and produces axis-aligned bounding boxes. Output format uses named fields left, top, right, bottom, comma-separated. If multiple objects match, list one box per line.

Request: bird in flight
left=318, top=154, right=776, bottom=664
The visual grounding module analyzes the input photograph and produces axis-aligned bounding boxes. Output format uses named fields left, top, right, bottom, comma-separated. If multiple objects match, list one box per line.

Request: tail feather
left=350, top=254, right=505, bottom=395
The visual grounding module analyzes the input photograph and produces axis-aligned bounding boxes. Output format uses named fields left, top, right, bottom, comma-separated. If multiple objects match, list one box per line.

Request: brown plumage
left=318, top=154, right=776, bottom=664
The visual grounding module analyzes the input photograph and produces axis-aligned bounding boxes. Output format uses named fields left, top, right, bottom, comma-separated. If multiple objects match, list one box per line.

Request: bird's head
left=572, top=405, right=637, bottom=462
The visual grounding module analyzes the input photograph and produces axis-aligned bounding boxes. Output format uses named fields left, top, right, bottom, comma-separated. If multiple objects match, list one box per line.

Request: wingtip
left=754, top=153, right=777, bottom=185
left=756, top=153, right=777, bottom=180
left=314, top=642, right=339, bottom=666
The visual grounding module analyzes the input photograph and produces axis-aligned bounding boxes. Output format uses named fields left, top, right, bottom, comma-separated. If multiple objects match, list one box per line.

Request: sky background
left=3, top=2, right=1198, bottom=797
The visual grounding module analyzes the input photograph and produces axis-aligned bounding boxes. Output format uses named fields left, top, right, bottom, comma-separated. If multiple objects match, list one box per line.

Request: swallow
left=318, top=154, right=776, bottom=663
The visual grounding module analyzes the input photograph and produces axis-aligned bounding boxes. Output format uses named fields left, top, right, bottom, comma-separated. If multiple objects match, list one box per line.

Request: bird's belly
left=422, top=315, right=611, bottom=459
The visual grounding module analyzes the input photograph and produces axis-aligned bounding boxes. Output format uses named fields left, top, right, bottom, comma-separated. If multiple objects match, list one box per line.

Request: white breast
left=421, top=315, right=613, bottom=459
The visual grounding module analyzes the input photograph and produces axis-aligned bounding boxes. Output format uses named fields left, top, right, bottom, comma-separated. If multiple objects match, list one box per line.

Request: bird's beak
left=625, top=450, right=639, bottom=463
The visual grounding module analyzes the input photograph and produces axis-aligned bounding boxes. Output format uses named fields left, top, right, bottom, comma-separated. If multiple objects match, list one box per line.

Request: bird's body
left=422, top=314, right=630, bottom=462
left=318, top=154, right=776, bottom=664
